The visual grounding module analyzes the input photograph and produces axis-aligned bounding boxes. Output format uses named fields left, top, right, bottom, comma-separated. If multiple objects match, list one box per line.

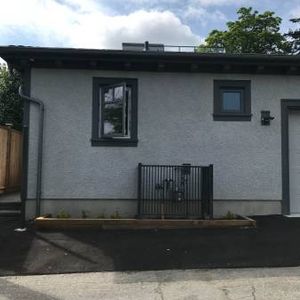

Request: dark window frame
left=92, top=77, right=138, bottom=146
left=213, top=80, right=252, bottom=121
left=281, top=99, right=300, bottom=215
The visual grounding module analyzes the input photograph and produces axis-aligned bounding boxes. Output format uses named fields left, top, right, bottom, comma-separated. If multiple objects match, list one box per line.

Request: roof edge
left=1, top=45, right=300, bottom=75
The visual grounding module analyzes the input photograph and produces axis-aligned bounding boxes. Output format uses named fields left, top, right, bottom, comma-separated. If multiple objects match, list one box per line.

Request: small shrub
left=110, top=210, right=121, bottom=219
left=56, top=210, right=71, bottom=219
left=224, top=211, right=235, bottom=220
left=81, top=210, right=89, bottom=219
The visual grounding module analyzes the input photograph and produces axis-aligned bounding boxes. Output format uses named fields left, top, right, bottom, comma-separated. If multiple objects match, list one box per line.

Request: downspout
left=19, top=86, right=44, bottom=217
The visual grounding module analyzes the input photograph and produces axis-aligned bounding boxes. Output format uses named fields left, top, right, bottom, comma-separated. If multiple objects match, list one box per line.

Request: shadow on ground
left=1, top=215, right=300, bottom=276
left=0, top=278, right=58, bottom=300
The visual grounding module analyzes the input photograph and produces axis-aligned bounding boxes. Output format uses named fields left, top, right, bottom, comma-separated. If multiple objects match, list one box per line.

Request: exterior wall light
left=261, top=110, right=275, bottom=125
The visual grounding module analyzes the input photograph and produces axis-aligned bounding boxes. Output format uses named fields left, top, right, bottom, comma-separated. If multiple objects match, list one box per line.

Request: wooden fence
left=0, top=125, right=23, bottom=194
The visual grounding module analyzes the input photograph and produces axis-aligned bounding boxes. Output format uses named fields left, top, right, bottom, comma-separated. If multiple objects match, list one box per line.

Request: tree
left=285, top=18, right=300, bottom=54
left=199, top=7, right=290, bottom=54
left=0, top=65, right=23, bottom=130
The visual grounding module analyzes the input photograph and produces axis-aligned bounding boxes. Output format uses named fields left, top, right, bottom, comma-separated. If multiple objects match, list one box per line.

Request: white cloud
left=0, top=0, right=201, bottom=49
left=279, top=5, right=300, bottom=33
left=57, top=0, right=100, bottom=11
left=183, top=6, right=227, bottom=24
left=183, top=6, right=207, bottom=20
left=116, top=0, right=248, bottom=8
left=70, top=10, right=201, bottom=48
left=289, top=5, right=300, bottom=19
left=192, top=0, right=249, bottom=7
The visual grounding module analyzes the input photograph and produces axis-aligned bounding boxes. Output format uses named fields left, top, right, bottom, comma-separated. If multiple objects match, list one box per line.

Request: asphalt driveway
left=1, top=215, right=300, bottom=276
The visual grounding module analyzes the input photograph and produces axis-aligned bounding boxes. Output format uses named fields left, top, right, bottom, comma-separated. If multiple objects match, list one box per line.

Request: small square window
left=92, top=78, right=138, bottom=146
left=213, top=80, right=251, bottom=121
left=222, top=91, right=242, bottom=111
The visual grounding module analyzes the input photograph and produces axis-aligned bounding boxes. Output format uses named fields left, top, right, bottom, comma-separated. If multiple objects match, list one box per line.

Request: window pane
left=222, top=91, right=241, bottom=111
left=125, top=87, right=132, bottom=137
left=103, top=85, right=124, bottom=136
left=114, top=86, right=123, bottom=102
left=103, top=104, right=123, bottom=135
left=100, top=84, right=131, bottom=138
left=104, top=88, right=113, bottom=103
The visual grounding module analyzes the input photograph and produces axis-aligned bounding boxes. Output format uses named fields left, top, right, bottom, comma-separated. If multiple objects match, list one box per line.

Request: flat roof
left=1, top=45, right=300, bottom=75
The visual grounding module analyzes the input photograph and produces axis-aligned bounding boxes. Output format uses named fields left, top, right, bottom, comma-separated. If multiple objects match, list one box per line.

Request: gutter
left=19, top=86, right=44, bottom=217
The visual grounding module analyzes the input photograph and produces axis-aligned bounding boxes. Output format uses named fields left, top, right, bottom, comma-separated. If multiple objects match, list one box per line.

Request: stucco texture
left=27, top=69, right=300, bottom=216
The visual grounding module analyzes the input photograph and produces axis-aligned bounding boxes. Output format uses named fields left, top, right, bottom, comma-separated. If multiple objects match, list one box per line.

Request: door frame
left=281, top=99, right=300, bottom=214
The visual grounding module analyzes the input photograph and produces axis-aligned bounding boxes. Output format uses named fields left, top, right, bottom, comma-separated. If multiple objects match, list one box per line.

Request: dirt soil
left=0, top=215, right=299, bottom=276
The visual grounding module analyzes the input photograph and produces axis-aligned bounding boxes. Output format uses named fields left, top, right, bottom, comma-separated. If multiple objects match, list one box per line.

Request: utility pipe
left=19, top=86, right=44, bottom=217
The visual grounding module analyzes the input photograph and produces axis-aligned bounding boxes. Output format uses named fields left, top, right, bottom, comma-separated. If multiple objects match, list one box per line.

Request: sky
left=0, top=0, right=299, bottom=53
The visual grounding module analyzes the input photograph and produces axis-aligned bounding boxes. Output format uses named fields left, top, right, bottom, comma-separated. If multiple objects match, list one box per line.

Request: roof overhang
left=1, top=45, right=300, bottom=75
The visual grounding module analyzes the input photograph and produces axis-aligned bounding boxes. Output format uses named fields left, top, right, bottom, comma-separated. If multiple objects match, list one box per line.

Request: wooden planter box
left=35, top=216, right=256, bottom=230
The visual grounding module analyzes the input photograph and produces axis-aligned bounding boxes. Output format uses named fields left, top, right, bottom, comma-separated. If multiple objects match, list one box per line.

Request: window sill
left=91, top=138, right=138, bottom=147
left=213, top=113, right=252, bottom=121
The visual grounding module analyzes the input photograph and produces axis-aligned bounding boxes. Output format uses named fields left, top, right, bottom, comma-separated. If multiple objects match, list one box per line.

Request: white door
left=289, top=110, right=300, bottom=213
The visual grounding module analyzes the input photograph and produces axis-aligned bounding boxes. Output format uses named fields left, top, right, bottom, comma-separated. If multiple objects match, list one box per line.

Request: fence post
left=4, top=125, right=12, bottom=192
left=201, top=165, right=214, bottom=219
left=208, top=164, right=214, bottom=219
left=137, top=163, right=142, bottom=218
left=201, top=167, right=208, bottom=219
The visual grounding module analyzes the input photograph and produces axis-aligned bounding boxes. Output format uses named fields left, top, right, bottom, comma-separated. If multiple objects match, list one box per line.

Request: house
left=1, top=43, right=300, bottom=221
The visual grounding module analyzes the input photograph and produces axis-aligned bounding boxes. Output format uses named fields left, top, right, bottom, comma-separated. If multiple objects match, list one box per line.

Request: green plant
left=56, top=210, right=71, bottom=219
left=198, top=7, right=290, bottom=54
left=224, top=211, right=236, bottom=220
left=110, top=210, right=121, bottom=219
left=81, top=210, right=89, bottom=219
left=0, top=66, right=23, bottom=130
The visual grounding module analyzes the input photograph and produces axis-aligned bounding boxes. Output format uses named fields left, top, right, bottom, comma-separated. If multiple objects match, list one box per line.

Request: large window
left=213, top=80, right=251, bottom=121
left=92, top=78, right=138, bottom=146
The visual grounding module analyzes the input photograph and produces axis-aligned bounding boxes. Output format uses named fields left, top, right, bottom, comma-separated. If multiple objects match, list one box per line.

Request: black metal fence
left=137, top=163, right=213, bottom=219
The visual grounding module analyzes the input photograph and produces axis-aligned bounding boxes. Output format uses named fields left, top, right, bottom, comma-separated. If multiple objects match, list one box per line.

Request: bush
left=0, top=65, right=23, bottom=130
left=56, top=210, right=71, bottom=218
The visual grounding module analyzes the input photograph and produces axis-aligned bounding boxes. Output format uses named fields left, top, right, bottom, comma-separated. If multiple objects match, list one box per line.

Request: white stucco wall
left=26, top=68, right=300, bottom=217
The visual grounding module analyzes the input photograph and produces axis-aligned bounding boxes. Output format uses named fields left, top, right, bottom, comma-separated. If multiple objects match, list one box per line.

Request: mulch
left=0, top=215, right=299, bottom=276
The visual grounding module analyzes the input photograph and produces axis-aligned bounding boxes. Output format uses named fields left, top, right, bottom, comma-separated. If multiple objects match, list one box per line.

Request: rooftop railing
left=164, top=45, right=225, bottom=53
left=122, top=42, right=225, bottom=53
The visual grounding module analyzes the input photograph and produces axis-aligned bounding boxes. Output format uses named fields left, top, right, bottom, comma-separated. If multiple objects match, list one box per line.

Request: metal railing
left=164, top=45, right=225, bottom=53
left=122, top=42, right=225, bottom=53
left=137, top=163, right=213, bottom=219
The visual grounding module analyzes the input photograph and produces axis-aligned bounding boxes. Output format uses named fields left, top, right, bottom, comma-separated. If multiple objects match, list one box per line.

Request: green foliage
left=103, top=105, right=123, bottom=135
left=197, top=45, right=225, bottom=53
left=285, top=18, right=300, bottom=54
left=199, top=7, right=290, bottom=54
left=81, top=210, right=89, bottom=219
left=110, top=210, right=121, bottom=219
left=0, top=65, right=23, bottom=130
left=56, top=210, right=71, bottom=219
left=224, top=211, right=236, bottom=220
